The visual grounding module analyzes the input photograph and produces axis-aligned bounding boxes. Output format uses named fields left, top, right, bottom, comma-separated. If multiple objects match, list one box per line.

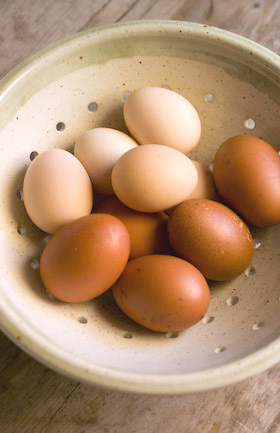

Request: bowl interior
left=0, top=21, right=280, bottom=392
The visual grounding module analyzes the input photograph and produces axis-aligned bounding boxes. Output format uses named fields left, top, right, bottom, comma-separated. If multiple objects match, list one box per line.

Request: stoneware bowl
left=0, top=20, right=280, bottom=394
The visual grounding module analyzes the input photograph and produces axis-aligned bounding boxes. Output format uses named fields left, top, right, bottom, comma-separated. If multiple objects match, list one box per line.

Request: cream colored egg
left=165, top=160, right=218, bottom=215
left=74, top=127, right=138, bottom=195
left=123, top=87, right=201, bottom=154
left=188, top=160, right=219, bottom=200
left=23, top=149, right=93, bottom=234
left=111, top=144, right=198, bottom=212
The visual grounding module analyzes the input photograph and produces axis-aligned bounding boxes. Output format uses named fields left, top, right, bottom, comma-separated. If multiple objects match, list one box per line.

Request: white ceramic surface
left=0, top=20, right=280, bottom=394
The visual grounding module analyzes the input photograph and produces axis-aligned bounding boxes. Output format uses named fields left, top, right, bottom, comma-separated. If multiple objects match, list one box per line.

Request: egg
left=123, top=86, right=201, bottom=154
left=213, top=135, right=280, bottom=227
left=165, top=160, right=219, bottom=215
left=40, top=214, right=130, bottom=302
left=188, top=160, right=219, bottom=201
left=111, top=144, right=198, bottom=212
left=168, top=199, right=254, bottom=281
left=112, top=254, right=210, bottom=332
left=74, top=127, right=138, bottom=196
left=23, top=149, right=93, bottom=234
left=93, top=196, right=170, bottom=259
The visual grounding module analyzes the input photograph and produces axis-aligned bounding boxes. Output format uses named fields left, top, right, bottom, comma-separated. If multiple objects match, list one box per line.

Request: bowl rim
left=1, top=19, right=280, bottom=394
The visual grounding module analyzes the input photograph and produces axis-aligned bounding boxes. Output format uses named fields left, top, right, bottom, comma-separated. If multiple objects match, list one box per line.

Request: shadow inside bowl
left=91, top=288, right=165, bottom=340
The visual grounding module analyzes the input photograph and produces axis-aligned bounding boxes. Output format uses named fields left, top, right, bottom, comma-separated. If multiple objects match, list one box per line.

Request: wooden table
left=1, top=1, right=280, bottom=432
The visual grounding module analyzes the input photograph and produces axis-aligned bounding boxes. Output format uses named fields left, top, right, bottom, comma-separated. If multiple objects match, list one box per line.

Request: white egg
left=123, top=87, right=201, bottom=154
left=23, top=149, right=93, bottom=234
left=74, top=127, right=138, bottom=195
left=111, top=144, right=198, bottom=212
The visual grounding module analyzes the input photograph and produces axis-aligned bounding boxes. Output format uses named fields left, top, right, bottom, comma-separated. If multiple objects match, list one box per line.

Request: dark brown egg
left=167, top=199, right=254, bottom=281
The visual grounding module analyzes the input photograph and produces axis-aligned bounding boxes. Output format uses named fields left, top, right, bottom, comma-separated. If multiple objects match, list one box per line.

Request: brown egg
left=40, top=214, right=130, bottom=302
left=213, top=135, right=280, bottom=227
left=168, top=199, right=253, bottom=281
left=188, top=160, right=219, bottom=201
left=93, top=197, right=170, bottom=259
left=112, top=254, right=210, bottom=332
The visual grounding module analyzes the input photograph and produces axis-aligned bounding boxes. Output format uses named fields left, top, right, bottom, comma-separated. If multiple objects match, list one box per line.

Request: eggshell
left=93, top=196, right=170, bottom=259
left=40, top=213, right=130, bottom=302
left=165, top=160, right=219, bottom=215
left=112, top=254, right=210, bottom=332
left=23, top=149, right=93, bottom=234
left=168, top=199, right=254, bottom=281
left=123, top=87, right=201, bottom=154
left=74, top=127, right=138, bottom=195
left=213, top=135, right=280, bottom=227
left=111, top=144, right=198, bottom=212
left=188, top=160, right=219, bottom=201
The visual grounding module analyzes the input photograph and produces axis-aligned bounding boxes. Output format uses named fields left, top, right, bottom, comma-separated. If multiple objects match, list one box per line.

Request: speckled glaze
left=0, top=20, right=280, bottom=394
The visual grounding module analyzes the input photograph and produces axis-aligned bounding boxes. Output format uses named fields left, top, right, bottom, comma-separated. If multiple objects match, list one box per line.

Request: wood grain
left=1, top=1, right=280, bottom=432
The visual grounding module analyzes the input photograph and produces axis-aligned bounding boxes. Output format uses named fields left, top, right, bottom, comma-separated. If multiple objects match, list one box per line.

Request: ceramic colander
left=0, top=20, right=280, bottom=394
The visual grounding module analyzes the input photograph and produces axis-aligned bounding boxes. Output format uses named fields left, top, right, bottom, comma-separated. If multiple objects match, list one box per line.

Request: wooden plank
left=0, top=350, right=78, bottom=433
left=137, top=0, right=211, bottom=21
left=82, top=0, right=142, bottom=28
left=0, top=0, right=109, bottom=78
left=0, top=333, right=19, bottom=373
left=0, top=360, right=277, bottom=433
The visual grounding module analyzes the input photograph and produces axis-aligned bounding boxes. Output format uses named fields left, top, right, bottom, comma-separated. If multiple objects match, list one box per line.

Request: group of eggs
left=23, top=86, right=280, bottom=333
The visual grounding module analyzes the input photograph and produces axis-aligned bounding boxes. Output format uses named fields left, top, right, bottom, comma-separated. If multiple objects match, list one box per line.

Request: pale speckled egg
left=111, top=144, right=198, bottom=212
left=123, top=86, right=201, bottom=154
left=74, top=127, right=138, bottom=196
left=23, top=149, right=93, bottom=234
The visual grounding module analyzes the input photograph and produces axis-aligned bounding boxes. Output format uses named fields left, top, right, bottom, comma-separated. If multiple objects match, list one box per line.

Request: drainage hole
left=253, top=238, right=261, bottom=249
left=29, top=258, right=40, bottom=269
left=244, top=118, right=255, bottom=130
left=45, top=290, right=55, bottom=299
left=252, top=321, right=264, bottom=331
left=204, top=93, right=214, bottom=102
left=88, top=102, right=98, bottom=112
left=77, top=316, right=88, bottom=324
left=245, top=265, right=256, bottom=277
left=122, top=91, right=131, bottom=102
left=30, top=151, right=39, bottom=161
left=165, top=332, right=179, bottom=339
left=226, top=296, right=239, bottom=307
left=17, top=188, right=23, bottom=200
left=17, top=225, right=26, bottom=235
left=56, top=122, right=65, bottom=132
left=202, top=316, right=215, bottom=324
left=41, top=234, right=52, bottom=245
left=214, top=346, right=226, bottom=353
left=122, top=332, right=133, bottom=339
